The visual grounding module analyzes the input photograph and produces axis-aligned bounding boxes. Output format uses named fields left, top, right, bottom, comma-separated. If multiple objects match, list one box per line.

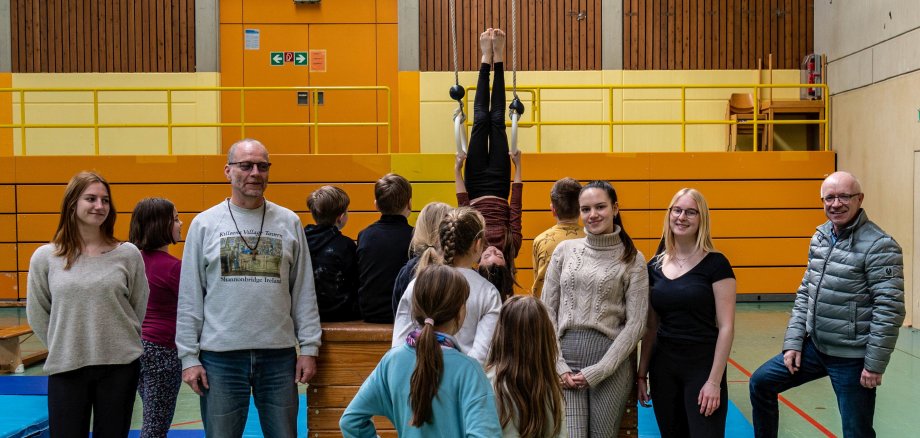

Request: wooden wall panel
left=624, top=0, right=813, bottom=70
left=420, top=0, right=601, bottom=71
left=11, top=0, right=196, bottom=73
left=1, top=152, right=834, bottom=302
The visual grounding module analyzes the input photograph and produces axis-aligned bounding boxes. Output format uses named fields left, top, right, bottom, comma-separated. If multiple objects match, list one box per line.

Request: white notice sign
left=245, top=29, right=260, bottom=50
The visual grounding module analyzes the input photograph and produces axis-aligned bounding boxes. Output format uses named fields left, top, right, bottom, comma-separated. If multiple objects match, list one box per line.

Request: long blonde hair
left=486, top=296, right=564, bottom=437
left=409, top=202, right=452, bottom=256
left=657, top=188, right=717, bottom=267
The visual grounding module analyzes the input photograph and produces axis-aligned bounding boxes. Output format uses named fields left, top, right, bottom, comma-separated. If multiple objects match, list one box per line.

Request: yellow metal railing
left=2, top=86, right=392, bottom=155
left=465, top=83, right=829, bottom=152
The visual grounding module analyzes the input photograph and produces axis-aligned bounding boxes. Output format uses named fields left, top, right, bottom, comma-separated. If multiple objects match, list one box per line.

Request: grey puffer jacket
left=783, top=209, right=904, bottom=373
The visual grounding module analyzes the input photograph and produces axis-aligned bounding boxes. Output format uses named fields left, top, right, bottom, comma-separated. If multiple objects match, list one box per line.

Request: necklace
left=227, top=199, right=267, bottom=255
left=672, top=250, right=698, bottom=269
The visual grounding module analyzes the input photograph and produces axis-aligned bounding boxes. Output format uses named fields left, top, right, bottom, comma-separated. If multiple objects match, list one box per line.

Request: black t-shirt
left=648, top=252, right=735, bottom=344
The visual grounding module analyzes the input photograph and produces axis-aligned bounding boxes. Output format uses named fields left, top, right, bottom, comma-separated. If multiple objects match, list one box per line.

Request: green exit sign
left=294, top=52, right=308, bottom=66
left=270, top=52, right=284, bottom=66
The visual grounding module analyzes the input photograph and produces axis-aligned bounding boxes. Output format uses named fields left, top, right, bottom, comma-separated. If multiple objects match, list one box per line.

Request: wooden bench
left=308, top=321, right=638, bottom=437
left=0, top=325, right=48, bottom=374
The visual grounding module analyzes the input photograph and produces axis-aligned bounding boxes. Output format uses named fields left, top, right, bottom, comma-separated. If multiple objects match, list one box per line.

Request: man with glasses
left=749, top=171, right=904, bottom=438
left=176, top=138, right=321, bottom=437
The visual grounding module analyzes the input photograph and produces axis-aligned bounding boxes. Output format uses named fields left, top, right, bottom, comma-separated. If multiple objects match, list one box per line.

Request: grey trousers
left=561, top=329, right=634, bottom=438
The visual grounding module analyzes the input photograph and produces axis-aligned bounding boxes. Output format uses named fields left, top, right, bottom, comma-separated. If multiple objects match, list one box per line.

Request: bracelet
left=706, top=380, right=720, bottom=388
left=637, top=376, right=648, bottom=381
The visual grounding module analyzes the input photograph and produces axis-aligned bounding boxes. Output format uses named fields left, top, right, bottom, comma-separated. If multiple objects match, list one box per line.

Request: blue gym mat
left=0, top=395, right=49, bottom=438
left=243, top=394, right=308, bottom=437
left=127, top=431, right=203, bottom=437
left=637, top=400, right=754, bottom=437
left=0, top=376, right=48, bottom=395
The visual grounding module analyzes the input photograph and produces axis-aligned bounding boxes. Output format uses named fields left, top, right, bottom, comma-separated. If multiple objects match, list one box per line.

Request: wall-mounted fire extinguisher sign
left=801, top=54, right=823, bottom=100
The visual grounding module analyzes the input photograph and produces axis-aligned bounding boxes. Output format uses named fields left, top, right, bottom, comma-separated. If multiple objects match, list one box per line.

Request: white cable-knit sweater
left=541, top=226, right=649, bottom=387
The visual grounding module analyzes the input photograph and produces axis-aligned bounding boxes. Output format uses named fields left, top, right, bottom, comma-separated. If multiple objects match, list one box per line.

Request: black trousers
left=649, top=337, right=728, bottom=438
left=47, top=359, right=141, bottom=438
left=465, top=62, right=511, bottom=200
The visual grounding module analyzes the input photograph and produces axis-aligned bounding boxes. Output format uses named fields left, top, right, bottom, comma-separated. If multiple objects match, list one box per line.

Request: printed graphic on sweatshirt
left=219, top=235, right=282, bottom=279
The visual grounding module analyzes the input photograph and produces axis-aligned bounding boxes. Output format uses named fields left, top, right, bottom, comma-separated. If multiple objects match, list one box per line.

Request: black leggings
left=47, top=360, right=141, bottom=437
left=465, top=62, right=510, bottom=200
left=649, top=337, right=728, bottom=438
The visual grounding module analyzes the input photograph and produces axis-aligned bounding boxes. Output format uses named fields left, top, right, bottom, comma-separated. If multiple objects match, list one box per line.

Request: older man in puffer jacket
left=749, top=171, right=905, bottom=438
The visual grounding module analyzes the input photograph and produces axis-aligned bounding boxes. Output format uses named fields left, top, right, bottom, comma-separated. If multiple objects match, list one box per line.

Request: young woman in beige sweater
left=27, top=171, right=149, bottom=436
left=541, top=180, right=649, bottom=438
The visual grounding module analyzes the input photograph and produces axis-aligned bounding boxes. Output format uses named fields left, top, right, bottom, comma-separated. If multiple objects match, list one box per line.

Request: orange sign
left=310, top=50, right=327, bottom=72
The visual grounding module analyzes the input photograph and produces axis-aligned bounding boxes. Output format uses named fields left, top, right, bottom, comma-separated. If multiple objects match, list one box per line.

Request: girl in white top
left=393, top=207, right=502, bottom=365
left=486, top=295, right=567, bottom=437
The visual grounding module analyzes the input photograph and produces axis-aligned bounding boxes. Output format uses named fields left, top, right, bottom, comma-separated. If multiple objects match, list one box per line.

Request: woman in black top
left=637, top=188, right=737, bottom=438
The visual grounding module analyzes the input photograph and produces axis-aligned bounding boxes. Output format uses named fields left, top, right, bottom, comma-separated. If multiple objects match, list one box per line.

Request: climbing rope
left=449, top=0, right=468, bottom=155
left=508, top=0, right=524, bottom=155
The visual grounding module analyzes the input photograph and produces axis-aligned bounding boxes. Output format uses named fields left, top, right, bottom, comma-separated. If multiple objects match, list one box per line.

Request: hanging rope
left=449, top=0, right=468, bottom=155
left=508, top=0, right=524, bottom=155
left=510, top=0, right=519, bottom=102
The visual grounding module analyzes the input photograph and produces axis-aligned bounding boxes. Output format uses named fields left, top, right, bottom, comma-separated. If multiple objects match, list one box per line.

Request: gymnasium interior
left=0, top=1, right=918, bottom=436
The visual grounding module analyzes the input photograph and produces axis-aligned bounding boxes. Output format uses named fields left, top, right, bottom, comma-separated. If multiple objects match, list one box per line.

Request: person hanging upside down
left=454, top=28, right=522, bottom=302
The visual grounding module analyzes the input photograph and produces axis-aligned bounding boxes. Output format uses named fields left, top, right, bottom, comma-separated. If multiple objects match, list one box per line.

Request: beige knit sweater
left=541, top=226, right=649, bottom=387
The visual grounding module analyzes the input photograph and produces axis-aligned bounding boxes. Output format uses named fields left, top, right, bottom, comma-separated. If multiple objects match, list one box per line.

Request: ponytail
left=410, top=320, right=442, bottom=426
left=613, top=212, right=638, bottom=264
left=407, top=264, right=470, bottom=427
left=414, top=246, right=443, bottom=281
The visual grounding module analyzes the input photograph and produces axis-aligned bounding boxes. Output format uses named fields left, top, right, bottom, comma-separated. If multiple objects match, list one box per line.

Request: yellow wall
left=11, top=73, right=222, bottom=155
left=0, top=73, right=12, bottom=156
left=418, top=69, right=803, bottom=153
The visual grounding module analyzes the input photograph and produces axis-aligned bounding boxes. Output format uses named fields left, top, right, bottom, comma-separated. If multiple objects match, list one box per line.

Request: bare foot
left=480, top=28, right=493, bottom=65
left=492, top=29, right=505, bottom=63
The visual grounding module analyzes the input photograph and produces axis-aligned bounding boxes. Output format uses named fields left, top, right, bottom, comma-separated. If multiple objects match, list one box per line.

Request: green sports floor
left=3, top=302, right=919, bottom=437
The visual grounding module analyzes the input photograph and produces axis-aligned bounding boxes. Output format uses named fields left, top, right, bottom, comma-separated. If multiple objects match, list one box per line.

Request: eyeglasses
left=821, top=193, right=860, bottom=205
left=228, top=161, right=272, bottom=172
left=669, top=207, right=699, bottom=218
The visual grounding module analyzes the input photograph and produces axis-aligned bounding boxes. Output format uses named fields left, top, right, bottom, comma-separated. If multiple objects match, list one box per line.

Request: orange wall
left=0, top=152, right=835, bottom=301
left=219, top=0, right=400, bottom=154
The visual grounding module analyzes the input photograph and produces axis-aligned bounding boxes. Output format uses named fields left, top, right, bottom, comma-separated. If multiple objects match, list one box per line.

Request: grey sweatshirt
left=26, top=242, right=149, bottom=374
left=176, top=199, right=321, bottom=369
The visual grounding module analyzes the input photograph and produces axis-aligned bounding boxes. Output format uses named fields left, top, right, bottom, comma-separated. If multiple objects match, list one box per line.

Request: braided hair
left=416, top=207, right=485, bottom=271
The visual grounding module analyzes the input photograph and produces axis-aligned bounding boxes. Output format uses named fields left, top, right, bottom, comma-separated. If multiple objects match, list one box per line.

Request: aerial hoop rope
left=508, top=0, right=523, bottom=155
left=448, top=0, right=468, bottom=155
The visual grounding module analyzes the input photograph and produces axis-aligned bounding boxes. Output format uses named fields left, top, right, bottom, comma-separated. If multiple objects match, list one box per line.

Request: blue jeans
left=749, top=337, right=876, bottom=438
left=199, top=348, right=298, bottom=438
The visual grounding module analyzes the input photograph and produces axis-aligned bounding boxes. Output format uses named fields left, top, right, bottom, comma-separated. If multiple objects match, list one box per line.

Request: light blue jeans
left=199, top=348, right=298, bottom=438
